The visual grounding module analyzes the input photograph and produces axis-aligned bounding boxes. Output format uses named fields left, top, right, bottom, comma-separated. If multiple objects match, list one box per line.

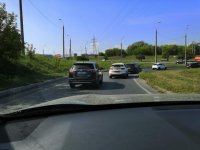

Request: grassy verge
left=140, top=69, right=200, bottom=93
left=0, top=55, right=75, bottom=90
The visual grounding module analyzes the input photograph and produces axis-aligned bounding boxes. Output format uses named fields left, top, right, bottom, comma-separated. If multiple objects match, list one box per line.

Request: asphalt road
left=0, top=73, right=149, bottom=110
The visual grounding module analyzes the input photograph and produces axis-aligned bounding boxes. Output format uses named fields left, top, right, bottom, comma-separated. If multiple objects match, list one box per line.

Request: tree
left=0, top=3, right=21, bottom=62
left=136, top=54, right=145, bottom=62
left=0, top=3, right=21, bottom=77
left=177, top=52, right=184, bottom=60
left=126, top=41, right=154, bottom=56
left=105, top=48, right=127, bottom=57
left=162, top=51, right=169, bottom=60
left=25, top=43, right=36, bottom=59
left=99, top=52, right=105, bottom=56
left=76, top=56, right=89, bottom=61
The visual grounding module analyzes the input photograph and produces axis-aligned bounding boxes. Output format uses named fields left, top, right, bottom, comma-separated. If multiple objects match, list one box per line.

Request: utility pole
left=120, top=42, right=123, bottom=60
left=185, top=25, right=189, bottom=65
left=62, top=25, right=65, bottom=58
left=184, top=34, right=187, bottom=65
left=19, top=0, right=25, bottom=55
left=59, top=19, right=65, bottom=58
left=155, top=29, right=158, bottom=63
left=85, top=45, right=87, bottom=55
left=155, top=22, right=160, bottom=63
left=69, top=38, right=71, bottom=58
left=92, top=36, right=97, bottom=55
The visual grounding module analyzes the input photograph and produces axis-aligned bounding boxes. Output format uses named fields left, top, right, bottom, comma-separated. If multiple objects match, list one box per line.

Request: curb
left=0, top=77, right=67, bottom=98
left=135, top=78, right=159, bottom=94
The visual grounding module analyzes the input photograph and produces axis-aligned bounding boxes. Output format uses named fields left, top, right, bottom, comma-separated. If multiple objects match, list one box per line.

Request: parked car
left=109, top=63, right=128, bottom=78
left=125, top=63, right=142, bottom=74
left=68, top=62, right=103, bottom=88
left=152, top=63, right=167, bottom=70
left=176, top=60, right=184, bottom=64
left=186, top=62, right=200, bottom=69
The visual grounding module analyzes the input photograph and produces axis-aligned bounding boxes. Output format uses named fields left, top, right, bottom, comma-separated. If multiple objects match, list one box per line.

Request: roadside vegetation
left=0, top=55, right=72, bottom=90
left=140, top=69, right=200, bottom=93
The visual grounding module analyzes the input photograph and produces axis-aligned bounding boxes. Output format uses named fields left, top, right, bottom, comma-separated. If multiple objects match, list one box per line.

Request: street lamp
left=155, top=21, right=161, bottom=63
left=185, top=25, right=189, bottom=65
left=67, top=35, right=72, bottom=58
left=121, top=36, right=125, bottom=61
left=59, top=19, right=65, bottom=58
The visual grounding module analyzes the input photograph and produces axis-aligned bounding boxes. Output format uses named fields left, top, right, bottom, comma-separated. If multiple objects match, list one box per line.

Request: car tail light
left=69, top=68, right=76, bottom=73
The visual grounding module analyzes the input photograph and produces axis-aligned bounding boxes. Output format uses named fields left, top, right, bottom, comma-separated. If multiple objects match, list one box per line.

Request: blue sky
left=2, top=0, right=200, bottom=55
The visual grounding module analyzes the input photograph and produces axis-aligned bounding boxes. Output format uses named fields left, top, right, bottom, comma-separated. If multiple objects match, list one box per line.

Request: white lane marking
left=153, top=96, right=160, bottom=101
left=133, top=79, right=152, bottom=94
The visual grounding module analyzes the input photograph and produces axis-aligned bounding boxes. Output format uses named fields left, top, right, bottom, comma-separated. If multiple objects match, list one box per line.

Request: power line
left=98, top=0, right=133, bottom=41
left=27, top=0, right=59, bottom=28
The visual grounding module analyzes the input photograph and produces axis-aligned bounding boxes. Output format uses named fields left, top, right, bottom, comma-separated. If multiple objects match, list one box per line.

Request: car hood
left=1, top=94, right=200, bottom=114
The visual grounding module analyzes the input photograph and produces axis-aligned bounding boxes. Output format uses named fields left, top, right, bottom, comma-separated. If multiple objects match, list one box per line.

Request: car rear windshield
left=112, top=65, right=124, bottom=67
left=126, top=64, right=136, bottom=68
left=73, top=64, right=94, bottom=69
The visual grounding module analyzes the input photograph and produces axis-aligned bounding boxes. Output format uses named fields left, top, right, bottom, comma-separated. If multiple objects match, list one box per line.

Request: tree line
left=101, top=41, right=200, bottom=60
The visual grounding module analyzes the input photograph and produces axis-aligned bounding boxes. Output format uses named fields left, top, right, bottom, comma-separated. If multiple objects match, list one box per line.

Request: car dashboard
left=1, top=104, right=200, bottom=150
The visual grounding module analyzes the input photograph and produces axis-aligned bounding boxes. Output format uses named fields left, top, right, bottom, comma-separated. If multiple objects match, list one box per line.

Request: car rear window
left=73, top=64, right=94, bottom=69
left=126, top=64, right=137, bottom=68
left=112, top=65, right=124, bottom=67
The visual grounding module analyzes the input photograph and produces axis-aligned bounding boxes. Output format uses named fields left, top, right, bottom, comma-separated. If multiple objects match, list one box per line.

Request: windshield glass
left=0, top=0, right=200, bottom=114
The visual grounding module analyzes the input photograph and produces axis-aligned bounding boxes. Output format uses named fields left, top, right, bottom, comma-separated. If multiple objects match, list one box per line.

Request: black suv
left=186, top=62, right=200, bottom=69
left=125, top=63, right=142, bottom=74
left=68, top=62, right=103, bottom=88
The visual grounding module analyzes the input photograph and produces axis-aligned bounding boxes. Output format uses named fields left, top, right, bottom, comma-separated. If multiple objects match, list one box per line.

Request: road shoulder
left=134, top=78, right=159, bottom=94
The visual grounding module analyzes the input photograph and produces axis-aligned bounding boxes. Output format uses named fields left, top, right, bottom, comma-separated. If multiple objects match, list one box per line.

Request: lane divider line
left=133, top=79, right=152, bottom=94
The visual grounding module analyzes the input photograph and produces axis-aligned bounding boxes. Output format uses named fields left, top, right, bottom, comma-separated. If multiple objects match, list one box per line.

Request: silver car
left=109, top=63, right=128, bottom=78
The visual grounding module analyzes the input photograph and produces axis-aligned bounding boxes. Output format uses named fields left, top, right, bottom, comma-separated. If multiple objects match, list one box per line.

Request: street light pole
left=185, top=25, right=189, bottom=65
left=69, top=38, right=71, bottom=58
left=120, top=42, right=123, bottom=61
left=59, top=19, right=65, bottom=58
left=155, top=29, right=158, bottom=63
left=155, top=22, right=160, bottom=63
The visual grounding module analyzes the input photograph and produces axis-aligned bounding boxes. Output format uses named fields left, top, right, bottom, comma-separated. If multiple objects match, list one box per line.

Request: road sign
left=55, top=54, right=62, bottom=59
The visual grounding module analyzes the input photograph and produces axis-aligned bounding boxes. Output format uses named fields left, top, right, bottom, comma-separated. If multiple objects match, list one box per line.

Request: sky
left=2, top=0, right=200, bottom=55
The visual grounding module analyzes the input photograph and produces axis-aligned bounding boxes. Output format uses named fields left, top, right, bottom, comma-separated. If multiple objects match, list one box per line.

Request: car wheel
left=69, top=83, right=75, bottom=88
left=109, top=75, right=112, bottom=79
left=93, top=81, right=100, bottom=88
left=100, top=78, right=103, bottom=84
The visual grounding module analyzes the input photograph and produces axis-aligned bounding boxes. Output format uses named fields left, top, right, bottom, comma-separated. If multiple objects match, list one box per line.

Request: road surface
left=0, top=73, right=151, bottom=110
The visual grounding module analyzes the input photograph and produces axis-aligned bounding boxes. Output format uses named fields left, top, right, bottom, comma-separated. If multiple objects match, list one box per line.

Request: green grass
left=140, top=69, right=200, bottom=93
left=0, top=55, right=75, bottom=90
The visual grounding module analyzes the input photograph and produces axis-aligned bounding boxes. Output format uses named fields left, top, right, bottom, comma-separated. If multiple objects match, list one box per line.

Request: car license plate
left=77, top=72, right=87, bottom=75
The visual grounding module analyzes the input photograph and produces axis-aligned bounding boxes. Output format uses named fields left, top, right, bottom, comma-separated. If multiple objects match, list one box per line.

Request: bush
left=76, top=56, right=89, bottom=61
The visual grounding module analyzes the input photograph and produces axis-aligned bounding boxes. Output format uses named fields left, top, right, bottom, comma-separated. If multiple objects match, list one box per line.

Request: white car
left=152, top=63, right=167, bottom=70
left=109, top=63, right=128, bottom=78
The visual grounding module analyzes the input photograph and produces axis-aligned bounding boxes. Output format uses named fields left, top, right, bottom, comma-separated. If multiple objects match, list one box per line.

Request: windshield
left=0, top=0, right=200, bottom=114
